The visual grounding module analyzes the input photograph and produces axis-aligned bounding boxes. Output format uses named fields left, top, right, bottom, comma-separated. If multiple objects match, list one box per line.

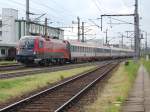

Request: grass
left=141, top=58, right=150, bottom=74
left=0, top=60, right=17, bottom=66
left=0, top=66, right=96, bottom=103
left=0, top=68, right=43, bottom=74
left=83, top=60, right=140, bottom=112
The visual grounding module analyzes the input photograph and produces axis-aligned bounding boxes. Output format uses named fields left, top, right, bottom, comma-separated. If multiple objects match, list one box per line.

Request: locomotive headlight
left=33, top=51, right=36, bottom=55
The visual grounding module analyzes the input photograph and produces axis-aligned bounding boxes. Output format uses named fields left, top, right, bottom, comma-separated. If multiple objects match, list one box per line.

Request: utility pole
left=125, top=31, right=134, bottom=49
left=121, top=34, right=124, bottom=48
left=81, top=22, right=84, bottom=42
left=77, top=16, right=80, bottom=41
left=105, top=29, right=108, bottom=45
left=26, top=0, right=30, bottom=35
left=118, top=33, right=124, bottom=48
left=145, top=32, right=148, bottom=54
left=134, top=0, right=140, bottom=59
left=45, top=18, right=48, bottom=37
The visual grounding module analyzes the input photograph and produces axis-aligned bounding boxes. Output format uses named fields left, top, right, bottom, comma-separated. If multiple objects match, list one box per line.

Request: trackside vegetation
left=83, top=60, right=140, bottom=112
left=0, top=61, right=17, bottom=66
left=142, top=59, right=150, bottom=74
left=0, top=66, right=96, bottom=103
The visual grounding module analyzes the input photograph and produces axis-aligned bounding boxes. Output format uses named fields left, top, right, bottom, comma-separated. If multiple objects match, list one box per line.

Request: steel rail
left=0, top=61, right=109, bottom=79
left=0, top=62, right=112, bottom=112
left=55, top=62, right=117, bottom=112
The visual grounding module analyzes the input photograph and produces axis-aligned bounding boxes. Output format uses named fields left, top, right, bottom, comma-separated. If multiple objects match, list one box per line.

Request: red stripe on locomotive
left=35, top=37, right=70, bottom=59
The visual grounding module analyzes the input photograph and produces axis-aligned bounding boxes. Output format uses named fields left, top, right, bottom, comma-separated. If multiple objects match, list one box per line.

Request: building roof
left=15, top=20, right=64, bottom=31
left=0, top=43, right=16, bottom=47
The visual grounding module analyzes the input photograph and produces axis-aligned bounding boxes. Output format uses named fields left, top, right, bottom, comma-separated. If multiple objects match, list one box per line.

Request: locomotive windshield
left=19, top=39, right=35, bottom=49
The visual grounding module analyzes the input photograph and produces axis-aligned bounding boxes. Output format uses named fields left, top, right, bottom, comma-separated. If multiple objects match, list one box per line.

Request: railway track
left=0, top=59, right=122, bottom=72
left=0, top=61, right=118, bottom=112
left=0, top=61, right=112, bottom=79
left=0, top=64, right=23, bottom=71
left=0, top=61, right=100, bottom=72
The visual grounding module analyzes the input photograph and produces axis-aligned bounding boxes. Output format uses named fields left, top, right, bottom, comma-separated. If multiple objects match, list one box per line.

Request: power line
left=91, top=0, right=101, bottom=12
left=48, top=0, right=76, bottom=17
left=121, top=0, right=133, bottom=8
left=31, top=0, right=76, bottom=19
left=110, top=17, right=134, bottom=25
left=88, top=19, right=101, bottom=28
left=5, top=0, right=61, bottom=20
left=3, top=0, right=26, bottom=11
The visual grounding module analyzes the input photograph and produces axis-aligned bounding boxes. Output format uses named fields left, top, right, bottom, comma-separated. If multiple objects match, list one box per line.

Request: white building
left=0, top=16, right=2, bottom=40
left=2, top=8, right=18, bottom=45
left=0, top=8, right=18, bottom=59
left=0, top=8, right=64, bottom=59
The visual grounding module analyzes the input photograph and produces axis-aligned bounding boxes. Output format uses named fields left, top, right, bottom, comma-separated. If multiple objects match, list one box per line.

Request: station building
left=0, top=8, right=64, bottom=59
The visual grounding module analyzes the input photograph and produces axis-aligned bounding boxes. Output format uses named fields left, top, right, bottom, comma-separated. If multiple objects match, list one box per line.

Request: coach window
left=1, top=49, right=5, bottom=55
left=73, top=46, right=75, bottom=52
left=80, top=47, right=82, bottom=52
left=71, top=46, right=73, bottom=51
left=72, top=46, right=74, bottom=52
left=86, top=47, right=88, bottom=52
left=39, top=41, right=43, bottom=48
left=74, top=46, right=76, bottom=52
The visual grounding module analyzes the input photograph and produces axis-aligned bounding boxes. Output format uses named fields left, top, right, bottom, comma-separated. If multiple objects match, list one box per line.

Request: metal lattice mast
left=26, top=0, right=30, bottom=35
left=134, top=0, right=140, bottom=59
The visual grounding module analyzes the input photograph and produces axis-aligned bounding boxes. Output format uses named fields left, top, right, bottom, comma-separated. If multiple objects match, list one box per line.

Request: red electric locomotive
left=16, top=36, right=70, bottom=65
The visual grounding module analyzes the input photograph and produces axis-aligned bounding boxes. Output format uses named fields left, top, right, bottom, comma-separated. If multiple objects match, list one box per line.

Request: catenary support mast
left=26, top=0, right=30, bottom=35
left=100, top=0, right=140, bottom=59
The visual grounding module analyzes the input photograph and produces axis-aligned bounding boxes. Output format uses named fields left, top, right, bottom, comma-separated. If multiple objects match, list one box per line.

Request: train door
left=66, top=41, right=71, bottom=60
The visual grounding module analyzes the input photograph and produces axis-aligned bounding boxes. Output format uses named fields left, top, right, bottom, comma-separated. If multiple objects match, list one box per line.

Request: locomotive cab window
left=19, top=39, right=35, bottom=49
left=27, top=39, right=34, bottom=49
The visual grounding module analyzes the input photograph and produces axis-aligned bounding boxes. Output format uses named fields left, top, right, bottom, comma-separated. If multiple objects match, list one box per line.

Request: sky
left=0, top=0, right=149, bottom=47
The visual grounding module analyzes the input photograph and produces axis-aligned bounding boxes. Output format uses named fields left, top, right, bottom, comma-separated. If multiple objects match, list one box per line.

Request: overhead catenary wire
left=6, top=0, right=64, bottom=21
left=47, top=0, right=76, bottom=17
left=1, top=0, right=26, bottom=12
left=91, top=0, right=101, bottom=12
left=109, top=17, right=134, bottom=25
left=31, top=0, right=76, bottom=19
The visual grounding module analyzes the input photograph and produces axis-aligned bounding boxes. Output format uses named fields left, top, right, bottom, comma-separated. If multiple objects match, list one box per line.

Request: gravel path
left=122, top=65, right=150, bottom=112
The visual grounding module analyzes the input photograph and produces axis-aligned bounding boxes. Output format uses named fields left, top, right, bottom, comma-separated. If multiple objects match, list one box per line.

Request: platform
left=122, top=65, right=150, bottom=112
